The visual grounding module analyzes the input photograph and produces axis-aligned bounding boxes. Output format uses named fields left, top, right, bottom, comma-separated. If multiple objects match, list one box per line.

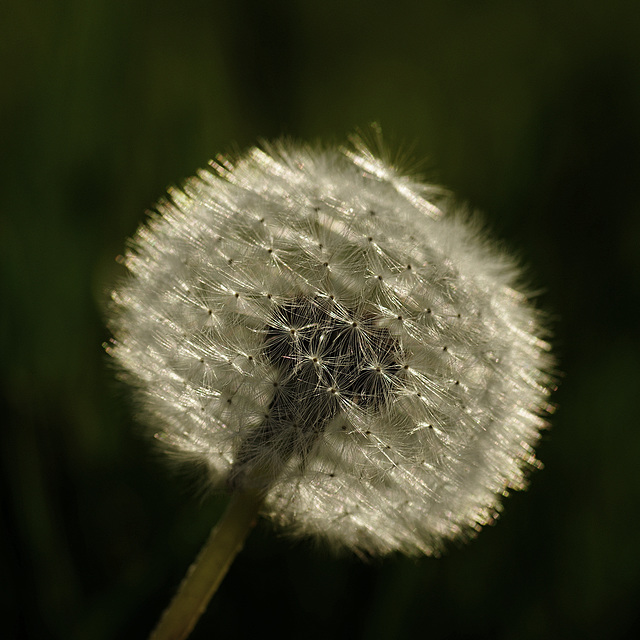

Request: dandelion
left=107, top=134, right=555, bottom=639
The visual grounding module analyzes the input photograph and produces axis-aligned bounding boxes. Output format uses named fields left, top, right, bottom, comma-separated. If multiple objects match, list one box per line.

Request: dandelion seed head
left=108, top=138, right=555, bottom=556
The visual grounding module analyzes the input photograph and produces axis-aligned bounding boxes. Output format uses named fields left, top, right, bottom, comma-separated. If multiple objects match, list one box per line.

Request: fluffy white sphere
left=108, top=138, right=555, bottom=556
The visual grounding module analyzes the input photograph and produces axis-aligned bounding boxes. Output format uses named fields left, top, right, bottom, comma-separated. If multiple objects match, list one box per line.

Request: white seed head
left=108, top=137, right=555, bottom=556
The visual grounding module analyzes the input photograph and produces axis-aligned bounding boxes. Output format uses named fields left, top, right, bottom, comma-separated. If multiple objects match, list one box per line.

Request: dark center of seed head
left=229, top=296, right=404, bottom=489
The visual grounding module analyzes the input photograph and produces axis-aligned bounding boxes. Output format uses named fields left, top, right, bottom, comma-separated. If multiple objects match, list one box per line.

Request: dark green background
left=2, top=1, right=639, bottom=638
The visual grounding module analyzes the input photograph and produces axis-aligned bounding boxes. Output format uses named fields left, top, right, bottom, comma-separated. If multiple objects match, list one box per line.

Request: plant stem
left=149, top=490, right=263, bottom=640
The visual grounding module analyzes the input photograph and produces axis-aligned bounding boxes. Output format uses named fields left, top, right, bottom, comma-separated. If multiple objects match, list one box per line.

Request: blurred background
left=2, top=1, right=639, bottom=638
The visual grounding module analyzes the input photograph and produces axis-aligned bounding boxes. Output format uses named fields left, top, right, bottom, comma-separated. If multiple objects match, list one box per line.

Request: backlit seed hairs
left=108, top=137, right=555, bottom=556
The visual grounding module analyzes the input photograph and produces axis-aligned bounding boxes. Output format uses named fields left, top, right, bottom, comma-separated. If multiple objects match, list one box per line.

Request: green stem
left=149, top=490, right=263, bottom=640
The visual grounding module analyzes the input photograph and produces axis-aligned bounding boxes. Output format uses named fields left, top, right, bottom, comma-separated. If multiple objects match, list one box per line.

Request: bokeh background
left=2, top=1, right=640, bottom=638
